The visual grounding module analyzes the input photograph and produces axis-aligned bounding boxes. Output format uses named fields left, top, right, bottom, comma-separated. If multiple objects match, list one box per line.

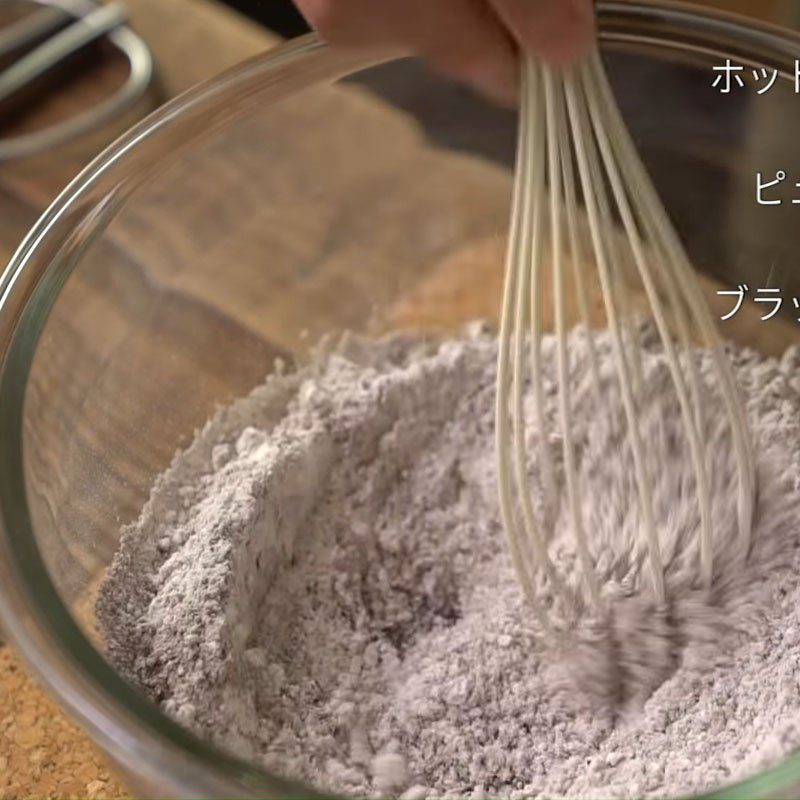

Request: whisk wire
left=581, top=58, right=714, bottom=588
left=497, top=48, right=757, bottom=633
left=557, top=79, right=603, bottom=403
left=545, top=64, right=602, bottom=609
left=527, top=65, right=560, bottom=523
left=587, top=50, right=755, bottom=560
left=496, top=61, right=555, bottom=630
left=496, top=85, right=537, bottom=606
left=512, top=65, right=551, bottom=583
left=564, top=66, right=666, bottom=604
left=573, top=74, right=645, bottom=397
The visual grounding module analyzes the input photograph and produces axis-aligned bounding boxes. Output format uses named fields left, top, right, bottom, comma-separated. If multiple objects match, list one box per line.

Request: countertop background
left=0, top=1, right=277, bottom=796
left=0, top=0, right=797, bottom=797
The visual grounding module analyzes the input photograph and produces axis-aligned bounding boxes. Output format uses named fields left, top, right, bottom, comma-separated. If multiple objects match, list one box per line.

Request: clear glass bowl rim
left=0, top=2, right=799, bottom=796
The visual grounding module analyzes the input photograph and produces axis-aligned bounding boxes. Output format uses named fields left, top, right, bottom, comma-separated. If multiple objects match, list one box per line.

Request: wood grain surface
left=0, top=1, right=279, bottom=797
left=1, top=1, right=798, bottom=799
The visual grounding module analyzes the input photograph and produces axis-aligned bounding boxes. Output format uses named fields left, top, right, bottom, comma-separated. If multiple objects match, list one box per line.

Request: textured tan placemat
left=0, top=647, right=128, bottom=799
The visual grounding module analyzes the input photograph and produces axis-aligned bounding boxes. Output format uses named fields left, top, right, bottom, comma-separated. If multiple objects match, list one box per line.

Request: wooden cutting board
left=1, top=1, right=797, bottom=798
left=0, top=1, right=280, bottom=797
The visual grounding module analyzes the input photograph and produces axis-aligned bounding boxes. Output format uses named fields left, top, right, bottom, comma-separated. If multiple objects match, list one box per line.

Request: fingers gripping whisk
left=495, top=49, right=757, bottom=633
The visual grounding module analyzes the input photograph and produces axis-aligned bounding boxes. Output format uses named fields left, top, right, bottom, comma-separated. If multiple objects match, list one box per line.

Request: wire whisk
left=495, top=48, right=757, bottom=635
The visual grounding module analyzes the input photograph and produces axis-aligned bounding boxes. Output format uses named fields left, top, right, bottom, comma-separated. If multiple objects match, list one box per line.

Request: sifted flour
left=98, top=323, right=800, bottom=798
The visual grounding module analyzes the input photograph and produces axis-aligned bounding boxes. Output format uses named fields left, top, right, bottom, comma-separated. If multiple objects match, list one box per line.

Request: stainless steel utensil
left=0, top=0, right=154, bottom=160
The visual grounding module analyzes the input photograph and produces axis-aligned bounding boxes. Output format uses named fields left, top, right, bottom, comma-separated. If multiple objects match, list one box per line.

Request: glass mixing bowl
left=1, top=1, right=800, bottom=796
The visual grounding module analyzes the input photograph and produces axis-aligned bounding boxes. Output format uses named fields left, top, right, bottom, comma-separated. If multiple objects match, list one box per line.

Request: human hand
left=294, top=0, right=596, bottom=106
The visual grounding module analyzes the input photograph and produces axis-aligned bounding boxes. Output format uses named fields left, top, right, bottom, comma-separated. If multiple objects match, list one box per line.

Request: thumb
left=489, top=0, right=595, bottom=66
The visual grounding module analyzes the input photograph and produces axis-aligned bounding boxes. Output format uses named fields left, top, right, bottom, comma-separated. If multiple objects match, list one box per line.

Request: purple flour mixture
left=98, top=324, right=800, bottom=798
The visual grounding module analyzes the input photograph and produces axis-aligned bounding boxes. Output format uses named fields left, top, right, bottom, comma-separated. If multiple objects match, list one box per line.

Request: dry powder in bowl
left=97, top=322, right=800, bottom=799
